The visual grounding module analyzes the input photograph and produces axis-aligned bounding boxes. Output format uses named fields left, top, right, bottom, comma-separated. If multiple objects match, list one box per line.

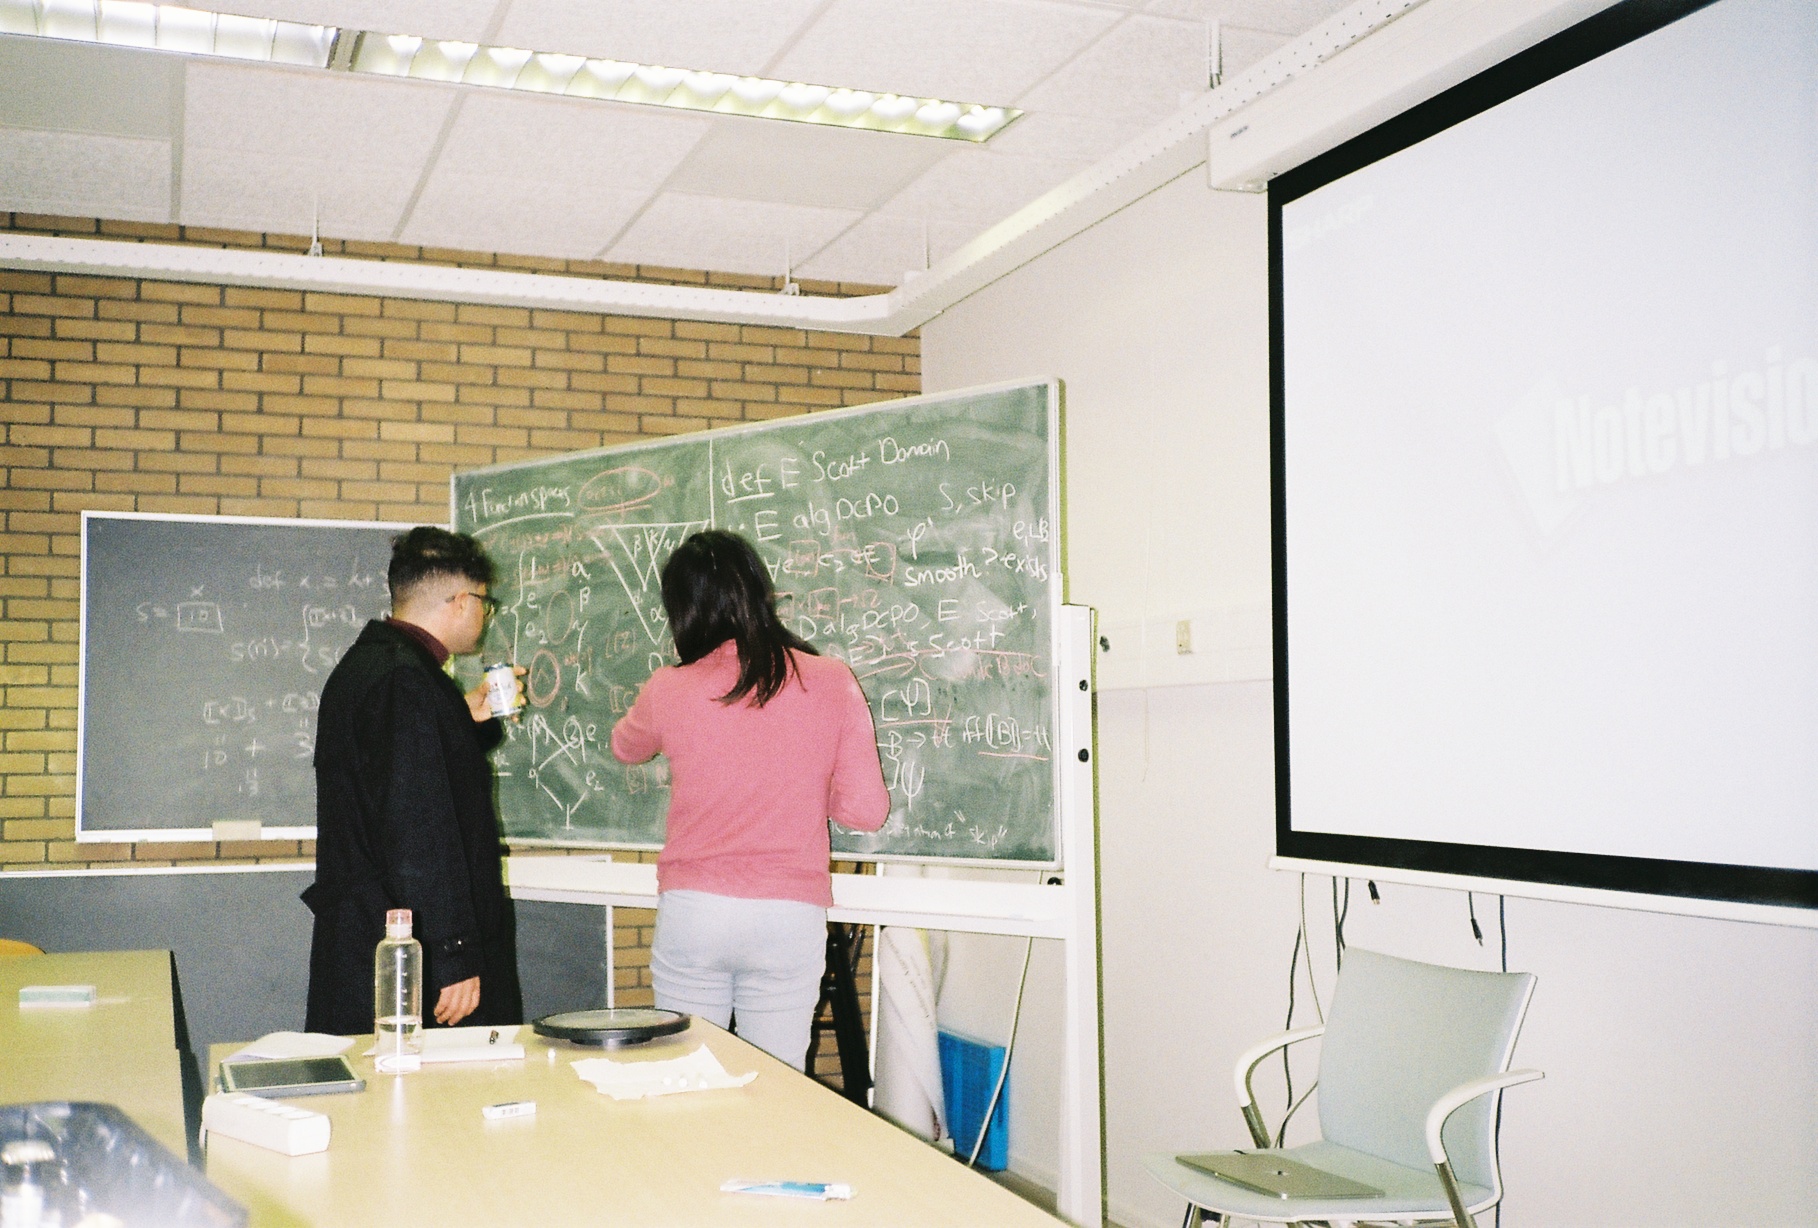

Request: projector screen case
left=1269, top=0, right=1818, bottom=922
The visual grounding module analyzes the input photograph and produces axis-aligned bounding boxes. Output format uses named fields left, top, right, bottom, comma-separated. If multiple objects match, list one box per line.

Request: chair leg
left=1434, top=1160, right=1476, bottom=1228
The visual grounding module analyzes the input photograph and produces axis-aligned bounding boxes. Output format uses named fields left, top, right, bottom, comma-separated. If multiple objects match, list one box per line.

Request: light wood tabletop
left=0, top=949, right=177, bottom=1055
left=0, top=950, right=189, bottom=1159
left=207, top=1021, right=1064, bottom=1228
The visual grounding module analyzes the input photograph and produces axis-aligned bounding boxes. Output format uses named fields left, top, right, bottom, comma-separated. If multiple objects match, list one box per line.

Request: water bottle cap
left=385, top=908, right=412, bottom=938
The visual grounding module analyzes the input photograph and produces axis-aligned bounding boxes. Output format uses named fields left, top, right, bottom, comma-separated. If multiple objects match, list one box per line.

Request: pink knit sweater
left=610, top=642, right=890, bottom=907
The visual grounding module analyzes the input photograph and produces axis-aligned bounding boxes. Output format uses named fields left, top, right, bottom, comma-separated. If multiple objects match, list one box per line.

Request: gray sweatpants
left=651, top=889, right=827, bottom=1071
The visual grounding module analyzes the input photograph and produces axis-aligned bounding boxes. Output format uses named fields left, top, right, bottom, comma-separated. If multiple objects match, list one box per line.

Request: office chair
left=1144, top=947, right=1542, bottom=1228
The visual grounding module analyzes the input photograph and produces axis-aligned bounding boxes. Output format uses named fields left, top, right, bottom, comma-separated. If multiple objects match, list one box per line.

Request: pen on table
left=721, top=1180, right=853, bottom=1201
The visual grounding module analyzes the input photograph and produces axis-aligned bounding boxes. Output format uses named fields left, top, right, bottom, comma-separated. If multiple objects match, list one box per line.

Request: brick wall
left=0, top=214, right=905, bottom=1074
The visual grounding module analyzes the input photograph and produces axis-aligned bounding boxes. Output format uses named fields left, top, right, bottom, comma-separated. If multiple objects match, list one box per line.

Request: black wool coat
left=302, top=619, right=522, bottom=1034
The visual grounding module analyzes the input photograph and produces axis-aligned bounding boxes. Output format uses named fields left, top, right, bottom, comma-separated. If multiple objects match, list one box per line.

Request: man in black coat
left=303, top=526, right=523, bottom=1033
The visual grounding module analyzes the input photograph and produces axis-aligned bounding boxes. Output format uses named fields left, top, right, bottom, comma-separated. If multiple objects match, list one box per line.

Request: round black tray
left=531, top=1007, right=691, bottom=1048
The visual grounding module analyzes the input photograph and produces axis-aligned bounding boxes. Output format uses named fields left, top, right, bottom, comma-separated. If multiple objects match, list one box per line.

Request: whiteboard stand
left=508, top=604, right=1104, bottom=1227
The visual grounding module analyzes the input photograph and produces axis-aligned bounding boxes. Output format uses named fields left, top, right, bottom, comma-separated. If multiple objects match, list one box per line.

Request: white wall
left=921, top=169, right=1818, bottom=1227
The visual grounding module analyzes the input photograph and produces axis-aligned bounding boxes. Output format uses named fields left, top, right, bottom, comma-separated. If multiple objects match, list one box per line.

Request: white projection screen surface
left=1271, top=0, right=1818, bottom=916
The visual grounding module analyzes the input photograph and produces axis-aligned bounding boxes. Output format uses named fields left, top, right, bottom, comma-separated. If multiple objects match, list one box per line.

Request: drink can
left=483, top=662, right=519, bottom=718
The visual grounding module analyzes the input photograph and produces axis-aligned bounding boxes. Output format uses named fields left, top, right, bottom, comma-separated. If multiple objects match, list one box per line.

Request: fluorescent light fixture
left=0, top=0, right=1021, bottom=142
left=0, top=0, right=335, bottom=65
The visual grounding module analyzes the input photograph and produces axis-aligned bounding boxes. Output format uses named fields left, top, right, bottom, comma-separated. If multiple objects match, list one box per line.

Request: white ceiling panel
left=429, top=91, right=711, bottom=189
left=774, top=0, right=1119, bottom=105
left=984, top=110, right=1148, bottom=163
left=0, top=129, right=169, bottom=221
left=179, top=150, right=422, bottom=240
left=1142, top=0, right=1352, bottom=36
left=184, top=61, right=454, bottom=161
left=1219, top=25, right=1295, bottom=77
left=665, top=120, right=950, bottom=212
left=208, top=0, right=504, bottom=42
left=0, top=39, right=179, bottom=138
left=1016, top=14, right=1209, bottom=123
left=794, top=213, right=928, bottom=286
left=0, top=1, right=1348, bottom=286
left=492, top=0, right=825, bottom=75
left=401, top=174, right=649, bottom=259
left=882, top=146, right=1088, bottom=227
left=793, top=212, right=979, bottom=285
left=608, top=194, right=861, bottom=278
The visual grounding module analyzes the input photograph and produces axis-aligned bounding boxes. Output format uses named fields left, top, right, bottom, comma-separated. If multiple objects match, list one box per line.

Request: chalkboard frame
left=77, top=510, right=417, bottom=843
left=451, top=378, right=1067, bottom=867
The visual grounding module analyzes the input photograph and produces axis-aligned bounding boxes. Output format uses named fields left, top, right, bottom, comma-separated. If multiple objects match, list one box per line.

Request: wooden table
left=0, top=950, right=189, bottom=1158
left=207, top=1021, right=1064, bottom=1228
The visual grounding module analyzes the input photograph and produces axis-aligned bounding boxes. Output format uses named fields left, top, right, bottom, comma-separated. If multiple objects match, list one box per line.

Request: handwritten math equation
left=459, top=390, right=1060, bottom=861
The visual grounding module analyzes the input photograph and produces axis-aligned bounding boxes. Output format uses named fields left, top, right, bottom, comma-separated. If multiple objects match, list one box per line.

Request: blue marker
left=720, top=1180, right=853, bottom=1201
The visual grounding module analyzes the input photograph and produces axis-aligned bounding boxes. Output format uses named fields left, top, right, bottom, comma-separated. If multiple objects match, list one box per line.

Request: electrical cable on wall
left=966, top=932, right=1034, bottom=1169
left=1332, top=877, right=1350, bottom=969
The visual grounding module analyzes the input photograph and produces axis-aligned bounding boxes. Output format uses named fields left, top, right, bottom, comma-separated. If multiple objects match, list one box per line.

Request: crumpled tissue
left=573, top=1044, right=757, bottom=1100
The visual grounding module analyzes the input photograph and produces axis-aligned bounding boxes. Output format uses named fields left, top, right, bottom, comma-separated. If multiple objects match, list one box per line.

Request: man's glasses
left=448, top=591, right=498, bottom=616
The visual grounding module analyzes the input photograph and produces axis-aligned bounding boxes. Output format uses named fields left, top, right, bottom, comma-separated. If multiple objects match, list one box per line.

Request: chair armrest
left=1234, top=1025, right=1325, bottom=1148
left=1423, top=1068, right=1544, bottom=1164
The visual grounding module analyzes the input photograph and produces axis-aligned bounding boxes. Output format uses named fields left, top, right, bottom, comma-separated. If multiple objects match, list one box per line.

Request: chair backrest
left=1317, top=948, right=1535, bottom=1189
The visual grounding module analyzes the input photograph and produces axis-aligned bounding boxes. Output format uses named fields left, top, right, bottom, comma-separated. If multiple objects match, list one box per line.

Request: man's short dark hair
left=389, top=527, right=494, bottom=606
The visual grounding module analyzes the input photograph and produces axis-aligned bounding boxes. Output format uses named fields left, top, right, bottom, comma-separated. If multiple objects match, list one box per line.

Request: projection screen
left=1271, top=0, right=1818, bottom=918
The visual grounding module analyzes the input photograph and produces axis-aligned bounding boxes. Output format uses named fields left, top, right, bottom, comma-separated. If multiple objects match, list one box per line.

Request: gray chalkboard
left=79, top=513, right=407, bottom=839
left=452, top=380, right=1063, bottom=864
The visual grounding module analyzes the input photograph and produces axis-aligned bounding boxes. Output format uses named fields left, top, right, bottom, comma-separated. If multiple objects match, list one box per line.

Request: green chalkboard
left=78, top=512, right=408, bottom=839
left=451, top=380, right=1062, bottom=865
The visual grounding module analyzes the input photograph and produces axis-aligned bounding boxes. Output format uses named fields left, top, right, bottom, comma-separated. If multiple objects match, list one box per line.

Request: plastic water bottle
left=374, top=908, right=422, bottom=1062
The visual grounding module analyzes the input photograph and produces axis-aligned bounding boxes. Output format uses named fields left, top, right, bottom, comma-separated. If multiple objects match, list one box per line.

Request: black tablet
left=218, top=1056, right=365, bottom=1098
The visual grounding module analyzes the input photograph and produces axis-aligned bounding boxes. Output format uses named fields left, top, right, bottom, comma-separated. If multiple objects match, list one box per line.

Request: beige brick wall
left=0, top=214, right=905, bottom=1080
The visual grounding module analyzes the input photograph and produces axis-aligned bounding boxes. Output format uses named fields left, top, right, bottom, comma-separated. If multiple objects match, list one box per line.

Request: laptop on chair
left=1174, top=1151, right=1384, bottom=1200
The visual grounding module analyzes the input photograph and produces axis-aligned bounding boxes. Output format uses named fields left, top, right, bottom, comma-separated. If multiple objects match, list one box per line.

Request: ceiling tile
left=428, top=90, right=711, bottom=188
left=983, top=109, right=1147, bottom=163
left=0, top=129, right=169, bottom=221
left=206, top=0, right=503, bottom=42
left=607, top=193, right=861, bottom=278
left=664, top=119, right=951, bottom=212
left=183, top=61, right=454, bottom=161
left=492, top=0, right=825, bottom=75
left=1143, top=0, right=1351, bottom=37
left=1219, top=25, right=1294, bottom=78
left=401, top=175, right=649, bottom=259
left=0, top=39, right=179, bottom=139
left=793, top=213, right=924, bottom=286
left=179, top=150, right=423, bottom=240
left=1016, top=14, right=1207, bottom=123
left=793, top=212, right=981, bottom=286
left=773, top=0, right=1118, bottom=105
left=881, top=146, right=1088, bottom=227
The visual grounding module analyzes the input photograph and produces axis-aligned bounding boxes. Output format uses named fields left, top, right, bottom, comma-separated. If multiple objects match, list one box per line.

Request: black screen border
left=1268, top=0, right=1818, bottom=914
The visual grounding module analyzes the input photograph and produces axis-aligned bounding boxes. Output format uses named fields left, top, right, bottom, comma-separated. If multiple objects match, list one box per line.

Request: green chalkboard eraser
left=20, top=984, right=96, bottom=1008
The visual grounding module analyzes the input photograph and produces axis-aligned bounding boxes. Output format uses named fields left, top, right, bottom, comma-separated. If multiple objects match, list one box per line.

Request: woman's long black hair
left=659, top=530, right=817, bottom=706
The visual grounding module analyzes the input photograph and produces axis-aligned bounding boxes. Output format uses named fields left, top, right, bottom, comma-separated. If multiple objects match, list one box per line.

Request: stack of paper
left=572, top=1045, right=756, bottom=1100
left=227, top=1032, right=354, bottom=1062
left=364, top=1025, right=524, bottom=1063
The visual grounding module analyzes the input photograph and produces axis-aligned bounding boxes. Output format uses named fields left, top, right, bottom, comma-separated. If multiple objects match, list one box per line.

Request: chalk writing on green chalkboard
left=454, top=381, right=1061, bottom=865
left=80, top=513, right=405, bottom=838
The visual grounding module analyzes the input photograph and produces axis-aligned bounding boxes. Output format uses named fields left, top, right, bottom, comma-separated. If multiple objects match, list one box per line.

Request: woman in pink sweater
left=611, top=530, right=890, bottom=1069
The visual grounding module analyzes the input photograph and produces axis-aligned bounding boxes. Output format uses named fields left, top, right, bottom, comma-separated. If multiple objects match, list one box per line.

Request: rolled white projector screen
left=1272, top=0, right=1818, bottom=914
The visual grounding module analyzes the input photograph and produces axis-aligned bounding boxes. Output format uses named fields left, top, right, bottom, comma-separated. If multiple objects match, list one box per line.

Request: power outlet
left=1175, top=619, right=1193, bottom=654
